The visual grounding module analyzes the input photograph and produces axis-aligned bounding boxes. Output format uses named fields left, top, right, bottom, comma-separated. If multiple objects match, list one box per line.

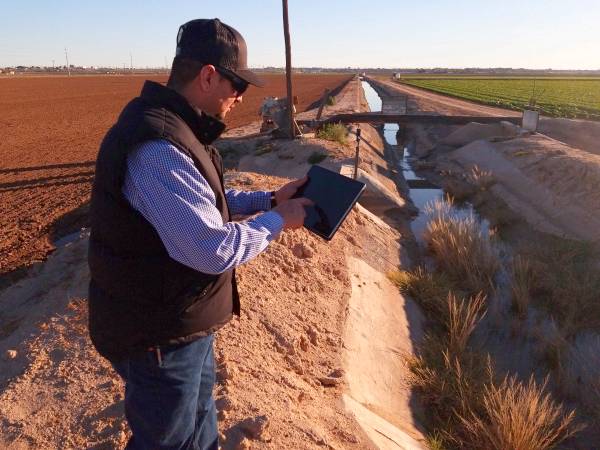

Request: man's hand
left=272, top=198, right=313, bottom=229
left=274, top=176, right=308, bottom=206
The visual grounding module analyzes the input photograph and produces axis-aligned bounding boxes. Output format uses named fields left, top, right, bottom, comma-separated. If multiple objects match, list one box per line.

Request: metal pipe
left=299, top=113, right=522, bottom=126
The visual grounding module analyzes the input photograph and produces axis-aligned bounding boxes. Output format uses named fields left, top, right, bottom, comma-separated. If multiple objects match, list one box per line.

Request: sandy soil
left=0, top=77, right=427, bottom=449
left=0, top=74, right=350, bottom=281
left=0, top=199, right=403, bottom=450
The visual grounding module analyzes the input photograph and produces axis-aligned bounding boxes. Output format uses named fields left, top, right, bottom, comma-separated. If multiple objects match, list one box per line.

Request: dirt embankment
left=0, top=77, right=427, bottom=449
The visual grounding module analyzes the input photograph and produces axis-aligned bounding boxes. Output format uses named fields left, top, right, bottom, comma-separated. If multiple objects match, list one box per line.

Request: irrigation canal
left=360, top=80, right=488, bottom=241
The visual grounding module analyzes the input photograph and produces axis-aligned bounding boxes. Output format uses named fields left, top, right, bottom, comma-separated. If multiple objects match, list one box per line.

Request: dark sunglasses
left=215, top=67, right=249, bottom=96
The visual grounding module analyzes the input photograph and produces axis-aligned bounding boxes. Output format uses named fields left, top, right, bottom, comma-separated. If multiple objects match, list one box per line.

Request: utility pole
left=282, top=0, right=297, bottom=138
left=52, top=59, right=55, bottom=70
left=130, top=52, right=133, bottom=72
left=64, top=48, right=71, bottom=76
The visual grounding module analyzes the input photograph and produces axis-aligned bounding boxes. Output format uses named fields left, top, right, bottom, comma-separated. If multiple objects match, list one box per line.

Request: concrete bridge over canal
left=298, top=76, right=534, bottom=130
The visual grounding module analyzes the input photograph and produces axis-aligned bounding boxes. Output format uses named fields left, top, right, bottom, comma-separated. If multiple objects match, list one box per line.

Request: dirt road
left=374, top=78, right=520, bottom=117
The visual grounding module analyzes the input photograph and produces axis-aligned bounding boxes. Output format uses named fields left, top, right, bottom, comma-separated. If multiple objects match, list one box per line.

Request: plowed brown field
left=0, top=74, right=350, bottom=280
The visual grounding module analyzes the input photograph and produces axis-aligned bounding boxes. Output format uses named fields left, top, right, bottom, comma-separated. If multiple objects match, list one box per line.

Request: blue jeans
left=111, top=334, right=218, bottom=450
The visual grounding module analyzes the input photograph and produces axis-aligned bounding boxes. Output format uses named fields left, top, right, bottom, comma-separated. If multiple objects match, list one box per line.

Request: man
left=88, top=18, right=311, bottom=449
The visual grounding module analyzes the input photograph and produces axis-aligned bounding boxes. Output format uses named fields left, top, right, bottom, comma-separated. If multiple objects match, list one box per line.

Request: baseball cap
left=176, top=18, right=265, bottom=88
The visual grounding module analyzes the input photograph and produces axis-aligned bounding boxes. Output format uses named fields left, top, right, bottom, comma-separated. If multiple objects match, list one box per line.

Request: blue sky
left=1, top=0, right=598, bottom=69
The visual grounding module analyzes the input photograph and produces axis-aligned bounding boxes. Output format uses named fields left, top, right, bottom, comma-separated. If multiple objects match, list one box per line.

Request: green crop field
left=398, top=77, right=600, bottom=120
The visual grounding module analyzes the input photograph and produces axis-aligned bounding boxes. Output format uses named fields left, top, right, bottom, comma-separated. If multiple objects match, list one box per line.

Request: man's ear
left=196, top=65, right=218, bottom=92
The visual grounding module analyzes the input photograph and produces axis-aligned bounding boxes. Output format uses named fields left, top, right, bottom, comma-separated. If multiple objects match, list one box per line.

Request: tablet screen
left=294, top=165, right=366, bottom=240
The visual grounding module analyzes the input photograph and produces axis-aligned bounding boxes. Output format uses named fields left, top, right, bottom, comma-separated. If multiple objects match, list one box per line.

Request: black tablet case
left=293, top=165, right=366, bottom=240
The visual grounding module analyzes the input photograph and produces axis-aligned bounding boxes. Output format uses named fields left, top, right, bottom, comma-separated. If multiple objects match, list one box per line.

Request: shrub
left=316, top=122, right=348, bottom=145
left=326, top=95, right=336, bottom=106
left=307, top=152, right=327, bottom=165
left=254, top=142, right=274, bottom=156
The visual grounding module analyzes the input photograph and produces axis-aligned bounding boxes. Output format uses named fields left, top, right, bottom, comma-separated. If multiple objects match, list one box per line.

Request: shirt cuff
left=254, top=210, right=285, bottom=237
left=258, top=191, right=272, bottom=211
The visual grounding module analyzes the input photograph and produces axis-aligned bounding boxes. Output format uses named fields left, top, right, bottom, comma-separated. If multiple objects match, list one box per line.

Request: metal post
left=353, top=127, right=361, bottom=179
left=282, top=0, right=297, bottom=138
left=315, top=89, right=330, bottom=121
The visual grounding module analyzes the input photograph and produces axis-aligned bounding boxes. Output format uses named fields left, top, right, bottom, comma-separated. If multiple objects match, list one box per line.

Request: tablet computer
left=293, top=165, right=366, bottom=240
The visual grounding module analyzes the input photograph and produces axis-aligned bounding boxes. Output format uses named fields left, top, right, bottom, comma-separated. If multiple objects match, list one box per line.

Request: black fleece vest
left=88, top=81, right=239, bottom=360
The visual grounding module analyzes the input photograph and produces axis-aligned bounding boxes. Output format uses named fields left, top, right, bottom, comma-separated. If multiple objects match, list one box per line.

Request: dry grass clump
left=397, top=208, right=583, bottom=447
left=441, top=165, right=494, bottom=202
left=316, top=122, right=348, bottom=145
left=442, top=177, right=476, bottom=201
left=407, top=349, right=489, bottom=446
left=423, top=197, right=500, bottom=296
left=459, top=375, right=580, bottom=450
left=510, top=255, right=535, bottom=319
left=447, top=292, right=487, bottom=357
left=404, top=289, right=489, bottom=446
left=409, top=330, right=580, bottom=449
left=394, top=197, right=589, bottom=447
left=466, top=164, right=495, bottom=191
left=388, top=268, right=458, bottom=320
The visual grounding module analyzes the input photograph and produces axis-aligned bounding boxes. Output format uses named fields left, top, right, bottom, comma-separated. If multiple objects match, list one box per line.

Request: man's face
left=211, top=71, right=244, bottom=120
left=186, top=65, right=248, bottom=121
left=198, top=66, right=248, bottom=120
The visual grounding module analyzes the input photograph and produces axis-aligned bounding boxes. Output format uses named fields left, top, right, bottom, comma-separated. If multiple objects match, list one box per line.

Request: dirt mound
left=0, top=170, right=413, bottom=448
left=0, top=235, right=127, bottom=450
left=440, top=121, right=521, bottom=147
left=447, top=133, right=600, bottom=241
left=538, top=117, right=600, bottom=156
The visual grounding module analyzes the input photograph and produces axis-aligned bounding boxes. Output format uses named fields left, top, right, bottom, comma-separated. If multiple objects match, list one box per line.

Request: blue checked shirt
left=122, top=139, right=284, bottom=275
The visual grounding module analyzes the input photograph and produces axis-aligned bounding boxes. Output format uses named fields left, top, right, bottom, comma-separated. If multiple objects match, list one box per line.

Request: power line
left=64, top=48, right=71, bottom=76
